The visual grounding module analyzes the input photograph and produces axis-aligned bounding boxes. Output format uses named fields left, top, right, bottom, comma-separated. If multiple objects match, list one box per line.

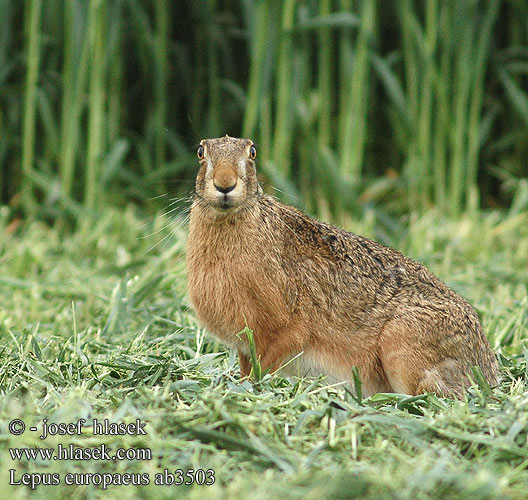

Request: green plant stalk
left=154, top=0, right=169, bottom=177
left=339, top=0, right=375, bottom=185
left=260, top=93, right=272, bottom=166
left=207, top=0, right=220, bottom=135
left=432, top=1, right=453, bottom=212
left=127, top=0, right=156, bottom=175
left=190, top=10, right=206, bottom=133
left=108, top=1, right=123, bottom=146
left=449, top=2, right=474, bottom=218
left=107, top=62, right=121, bottom=146
left=417, top=0, right=437, bottom=210
left=60, top=0, right=90, bottom=202
left=317, top=0, right=332, bottom=151
left=466, top=0, right=500, bottom=213
left=85, top=0, right=106, bottom=210
left=399, top=0, right=420, bottom=210
left=296, top=26, right=315, bottom=213
left=59, top=0, right=77, bottom=199
left=316, top=0, right=335, bottom=218
left=272, top=0, right=296, bottom=175
left=242, top=1, right=271, bottom=138
left=0, top=0, right=11, bottom=75
left=37, top=87, right=59, bottom=173
left=0, top=0, right=13, bottom=196
left=338, top=0, right=353, bottom=158
left=21, top=0, right=42, bottom=214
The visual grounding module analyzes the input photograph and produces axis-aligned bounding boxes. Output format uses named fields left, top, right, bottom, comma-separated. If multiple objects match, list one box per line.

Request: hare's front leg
left=237, top=344, right=289, bottom=377
left=257, top=325, right=305, bottom=375
left=238, top=324, right=305, bottom=377
left=238, top=350, right=251, bottom=377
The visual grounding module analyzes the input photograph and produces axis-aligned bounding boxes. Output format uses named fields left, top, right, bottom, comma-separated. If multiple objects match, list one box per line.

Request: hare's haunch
left=187, top=135, right=499, bottom=398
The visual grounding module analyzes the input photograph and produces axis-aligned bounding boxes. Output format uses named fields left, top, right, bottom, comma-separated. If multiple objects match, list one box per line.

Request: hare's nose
left=214, top=182, right=237, bottom=194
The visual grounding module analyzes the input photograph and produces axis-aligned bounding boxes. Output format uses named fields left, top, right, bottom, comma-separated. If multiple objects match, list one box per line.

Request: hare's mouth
left=218, top=195, right=233, bottom=210
left=207, top=193, right=240, bottom=212
left=202, top=181, right=245, bottom=212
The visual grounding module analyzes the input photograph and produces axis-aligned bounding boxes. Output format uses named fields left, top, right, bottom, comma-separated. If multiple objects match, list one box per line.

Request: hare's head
left=194, top=135, right=261, bottom=212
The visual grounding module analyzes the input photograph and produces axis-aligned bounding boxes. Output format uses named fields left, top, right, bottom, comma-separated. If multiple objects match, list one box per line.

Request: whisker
left=142, top=214, right=190, bottom=256
left=147, top=192, right=171, bottom=201
left=269, top=185, right=299, bottom=202
left=166, top=195, right=192, bottom=208
left=136, top=220, right=176, bottom=240
left=157, top=215, right=191, bottom=253
left=159, top=204, right=190, bottom=219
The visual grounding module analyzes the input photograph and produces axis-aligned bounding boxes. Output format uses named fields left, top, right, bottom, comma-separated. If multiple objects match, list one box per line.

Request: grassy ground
left=0, top=204, right=527, bottom=499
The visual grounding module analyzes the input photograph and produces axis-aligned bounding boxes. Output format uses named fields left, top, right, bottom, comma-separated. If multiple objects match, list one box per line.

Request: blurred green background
left=1, top=0, right=527, bottom=223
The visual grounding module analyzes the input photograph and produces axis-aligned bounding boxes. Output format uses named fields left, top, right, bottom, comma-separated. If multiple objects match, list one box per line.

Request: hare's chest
left=187, top=248, right=257, bottom=335
left=187, top=243, right=289, bottom=343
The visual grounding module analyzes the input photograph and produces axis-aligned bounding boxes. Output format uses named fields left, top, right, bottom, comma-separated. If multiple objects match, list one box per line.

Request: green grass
left=0, top=205, right=527, bottom=499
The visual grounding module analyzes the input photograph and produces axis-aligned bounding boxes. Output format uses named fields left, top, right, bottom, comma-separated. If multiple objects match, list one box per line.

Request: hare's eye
left=197, top=146, right=205, bottom=159
left=249, top=145, right=257, bottom=159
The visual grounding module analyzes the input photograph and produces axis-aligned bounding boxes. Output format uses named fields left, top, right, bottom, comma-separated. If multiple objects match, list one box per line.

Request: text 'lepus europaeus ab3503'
left=187, top=135, right=499, bottom=398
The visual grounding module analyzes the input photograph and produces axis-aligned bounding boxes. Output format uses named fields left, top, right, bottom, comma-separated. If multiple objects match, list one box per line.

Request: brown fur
left=186, top=135, right=500, bottom=398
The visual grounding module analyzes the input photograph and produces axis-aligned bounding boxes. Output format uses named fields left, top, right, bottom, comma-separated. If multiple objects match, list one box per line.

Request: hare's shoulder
left=258, top=198, right=453, bottom=299
left=260, top=198, right=405, bottom=266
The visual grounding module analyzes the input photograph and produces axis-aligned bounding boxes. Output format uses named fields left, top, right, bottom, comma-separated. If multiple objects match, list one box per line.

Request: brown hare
left=186, top=135, right=499, bottom=398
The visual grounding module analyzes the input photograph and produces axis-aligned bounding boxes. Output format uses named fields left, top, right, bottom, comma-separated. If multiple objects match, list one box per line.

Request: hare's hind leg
left=413, top=360, right=466, bottom=398
left=379, top=312, right=473, bottom=398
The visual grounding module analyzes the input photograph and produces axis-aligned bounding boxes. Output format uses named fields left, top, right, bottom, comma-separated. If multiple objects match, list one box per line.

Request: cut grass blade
left=237, top=326, right=262, bottom=382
